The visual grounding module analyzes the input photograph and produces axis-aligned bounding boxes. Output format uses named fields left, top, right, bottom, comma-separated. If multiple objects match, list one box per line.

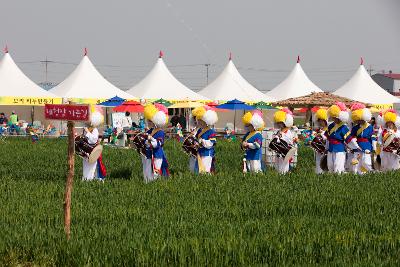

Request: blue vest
left=196, top=127, right=216, bottom=157
left=350, top=123, right=376, bottom=151
left=145, top=128, right=165, bottom=159
left=326, top=122, right=351, bottom=153
left=242, top=131, right=263, bottom=160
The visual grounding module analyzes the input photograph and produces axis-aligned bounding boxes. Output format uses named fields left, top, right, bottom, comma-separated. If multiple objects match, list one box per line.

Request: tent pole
left=234, top=110, right=237, bottom=133
left=31, top=106, right=35, bottom=124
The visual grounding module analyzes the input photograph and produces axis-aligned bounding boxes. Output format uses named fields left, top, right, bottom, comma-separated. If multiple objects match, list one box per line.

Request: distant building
left=372, top=71, right=400, bottom=96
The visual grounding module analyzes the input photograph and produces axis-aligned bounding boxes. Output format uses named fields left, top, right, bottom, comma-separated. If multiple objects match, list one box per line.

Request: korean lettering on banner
left=12, top=98, right=55, bottom=105
left=44, top=104, right=90, bottom=121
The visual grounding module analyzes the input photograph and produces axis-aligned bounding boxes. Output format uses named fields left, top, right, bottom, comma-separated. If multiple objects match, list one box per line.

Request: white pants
left=350, top=152, right=373, bottom=174
left=275, top=157, right=289, bottom=174
left=246, top=160, right=262, bottom=173
left=199, top=156, right=213, bottom=173
left=380, top=151, right=400, bottom=171
left=327, top=152, right=346, bottom=174
left=141, top=155, right=163, bottom=183
left=315, top=152, right=325, bottom=174
left=82, top=159, right=97, bottom=181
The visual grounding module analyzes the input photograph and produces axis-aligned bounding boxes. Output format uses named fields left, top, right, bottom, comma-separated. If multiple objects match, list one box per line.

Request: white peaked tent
left=50, top=54, right=134, bottom=100
left=334, top=63, right=400, bottom=104
left=266, top=58, right=323, bottom=101
left=0, top=52, right=56, bottom=98
left=126, top=53, right=207, bottom=101
left=198, top=58, right=275, bottom=102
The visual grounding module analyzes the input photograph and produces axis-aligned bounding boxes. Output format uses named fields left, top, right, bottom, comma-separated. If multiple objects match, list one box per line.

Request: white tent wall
left=212, top=110, right=275, bottom=134
left=333, top=64, right=400, bottom=104
left=265, top=61, right=323, bottom=101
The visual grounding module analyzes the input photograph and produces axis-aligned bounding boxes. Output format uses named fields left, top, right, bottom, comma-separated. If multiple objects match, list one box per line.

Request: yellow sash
left=244, top=131, right=260, bottom=142
left=197, top=127, right=210, bottom=139
left=356, top=123, right=369, bottom=136
left=150, top=128, right=162, bottom=137
left=328, top=122, right=343, bottom=136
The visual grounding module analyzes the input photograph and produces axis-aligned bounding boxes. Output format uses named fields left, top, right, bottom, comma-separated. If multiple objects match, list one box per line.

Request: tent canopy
left=198, top=59, right=275, bottom=103
left=0, top=52, right=56, bottom=98
left=98, top=96, right=126, bottom=107
left=126, top=53, right=207, bottom=101
left=216, top=99, right=255, bottom=110
left=333, top=64, right=400, bottom=104
left=266, top=59, right=323, bottom=101
left=49, top=55, right=134, bottom=100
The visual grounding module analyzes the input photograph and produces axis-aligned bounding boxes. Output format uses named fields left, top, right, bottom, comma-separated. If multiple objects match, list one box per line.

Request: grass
left=1, top=137, right=400, bottom=266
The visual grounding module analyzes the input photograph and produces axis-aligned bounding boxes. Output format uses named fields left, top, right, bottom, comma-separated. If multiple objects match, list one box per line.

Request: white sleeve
left=347, top=138, right=361, bottom=150
left=85, top=128, right=99, bottom=145
left=150, top=139, right=158, bottom=148
left=202, top=139, right=214, bottom=149
left=247, top=142, right=260, bottom=149
left=281, top=131, right=294, bottom=145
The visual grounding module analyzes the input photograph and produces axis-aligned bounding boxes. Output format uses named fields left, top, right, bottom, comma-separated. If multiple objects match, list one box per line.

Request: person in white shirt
left=272, top=108, right=296, bottom=174
left=377, top=109, right=400, bottom=171
left=82, top=108, right=105, bottom=181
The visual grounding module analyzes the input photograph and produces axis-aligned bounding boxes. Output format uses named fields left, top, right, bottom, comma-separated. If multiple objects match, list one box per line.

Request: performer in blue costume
left=241, top=110, right=265, bottom=173
left=348, top=103, right=377, bottom=174
left=190, top=105, right=218, bottom=174
left=325, top=102, right=360, bottom=173
left=142, top=103, right=169, bottom=182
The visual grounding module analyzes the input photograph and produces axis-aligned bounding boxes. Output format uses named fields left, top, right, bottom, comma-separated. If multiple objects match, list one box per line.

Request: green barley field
left=1, top=137, right=400, bottom=266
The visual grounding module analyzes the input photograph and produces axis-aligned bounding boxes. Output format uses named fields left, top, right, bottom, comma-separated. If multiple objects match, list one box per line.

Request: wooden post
left=64, top=120, right=75, bottom=240
left=305, top=106, right=312, bottom=126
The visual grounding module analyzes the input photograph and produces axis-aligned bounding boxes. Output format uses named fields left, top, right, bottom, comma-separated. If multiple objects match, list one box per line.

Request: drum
left=268, top=137, right=296, bottom=162
left=75, top=135, right=103, bottom=164
left=320, top=154, right=328, bottom=172
left=383, top=134, right=400, bottom=154
left=310, top=135, right=326, bottom=154
left=182, top=135, right=199, bottom=157
left=130, top=131, right=149, bottom=156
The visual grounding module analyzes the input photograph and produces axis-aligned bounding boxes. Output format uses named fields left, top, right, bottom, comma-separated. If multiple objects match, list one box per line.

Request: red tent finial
left=159, top=50, right=164, bottom=58
left=360, top=57, right=364, bottom=65
left=84, top=47, right=88, bottom=56
left=297, top=55, right=300, bottom=63
left=229, top=52, right=232, bottom=61
left=3, top=45, right=8, bottom=54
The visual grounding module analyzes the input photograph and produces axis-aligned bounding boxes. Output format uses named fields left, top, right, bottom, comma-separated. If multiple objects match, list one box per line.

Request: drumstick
left=242, top=158, right=247, bottom=173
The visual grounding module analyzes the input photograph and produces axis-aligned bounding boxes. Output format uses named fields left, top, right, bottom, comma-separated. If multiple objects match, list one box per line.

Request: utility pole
left=40, top=57, right=54, bottom=83
left=368, top=65, right=374, bottom=76
left=205, top=63, right=210, bottom=85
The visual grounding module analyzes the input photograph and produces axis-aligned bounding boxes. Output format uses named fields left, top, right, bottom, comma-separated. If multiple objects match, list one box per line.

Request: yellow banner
left=69, top=98, right=138, bottom=105
left=0, top=97, right=62, bottom=106
left=68, top=98, right=108, bottom=105
left=372, top=104, right=393, bottom=112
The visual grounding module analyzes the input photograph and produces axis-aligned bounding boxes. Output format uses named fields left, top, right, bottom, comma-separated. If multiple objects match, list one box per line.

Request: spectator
left=178, top=112, right=186, bottom=129
left=138, top=116, right=145, bottom=131
left=170, top=112, right=179, bottom=127
left=9, top=111, right=18, bottom=125
left=0, top=113, right=8, bottom=125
